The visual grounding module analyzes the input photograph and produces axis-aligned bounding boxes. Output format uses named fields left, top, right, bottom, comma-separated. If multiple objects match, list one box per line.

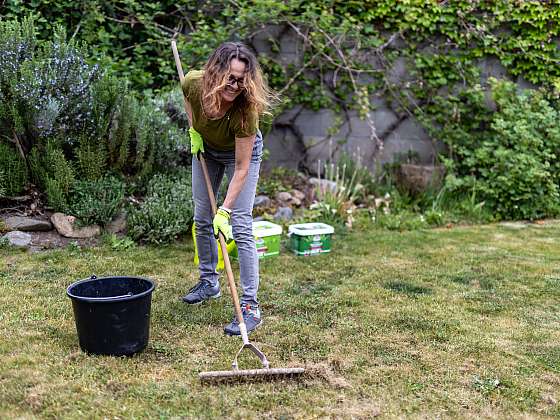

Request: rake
left=171, top=39, right=304, bottom=383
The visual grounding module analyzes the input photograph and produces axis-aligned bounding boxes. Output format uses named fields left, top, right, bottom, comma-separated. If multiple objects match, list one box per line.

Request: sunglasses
left=226, top=75, right=245, bottom=88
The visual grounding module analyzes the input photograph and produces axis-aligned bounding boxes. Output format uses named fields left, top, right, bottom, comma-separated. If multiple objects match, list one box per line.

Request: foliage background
left=2, top=1, right=558, bottom=94
left=1, top=1, right=560, bottom=223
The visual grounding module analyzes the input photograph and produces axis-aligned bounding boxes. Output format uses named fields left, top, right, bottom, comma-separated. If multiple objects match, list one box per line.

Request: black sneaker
left=182, top=280, right=221, bottom=304
left=223, top=304, right=262, bottom=336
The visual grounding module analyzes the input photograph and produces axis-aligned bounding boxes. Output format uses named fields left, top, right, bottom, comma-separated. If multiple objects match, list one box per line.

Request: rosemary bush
left=27, top=139, right=75, bottom=211
left=0, top=16, right=187, bottom=210
left=0, top=142, right=28, bottom=197
left=0, top=18, right=100, bottom=156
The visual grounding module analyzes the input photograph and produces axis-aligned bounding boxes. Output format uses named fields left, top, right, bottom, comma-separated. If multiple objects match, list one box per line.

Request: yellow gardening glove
left=188, top=127, right=204, bottom=158
left=213, top=207, right=233, bottom=243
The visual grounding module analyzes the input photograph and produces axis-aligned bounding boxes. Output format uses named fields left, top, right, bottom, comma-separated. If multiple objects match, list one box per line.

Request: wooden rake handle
left=171, top=40, right=247, bottom=342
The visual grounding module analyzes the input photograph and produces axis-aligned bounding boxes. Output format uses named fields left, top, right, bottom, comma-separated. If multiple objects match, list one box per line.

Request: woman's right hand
left=189, top=127, right=205, bottom=158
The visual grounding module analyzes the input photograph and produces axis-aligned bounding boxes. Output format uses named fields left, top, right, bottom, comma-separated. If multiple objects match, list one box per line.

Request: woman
left=181, top=42, right=274, bottom=336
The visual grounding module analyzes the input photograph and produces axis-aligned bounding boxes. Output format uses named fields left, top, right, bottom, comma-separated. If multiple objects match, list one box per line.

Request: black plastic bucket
left=67, top=275, right=156, bottom=356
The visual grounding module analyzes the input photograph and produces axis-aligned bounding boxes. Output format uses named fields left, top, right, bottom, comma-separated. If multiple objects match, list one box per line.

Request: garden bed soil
left=1, top=202, right=102, bottom=251
left=27, top=230, right=101, bottom=251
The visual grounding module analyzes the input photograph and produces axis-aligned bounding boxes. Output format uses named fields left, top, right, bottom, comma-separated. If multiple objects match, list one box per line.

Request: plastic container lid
left=288, top=222, right=334, bottom=236
left=253, top=220, right=283, bottom=237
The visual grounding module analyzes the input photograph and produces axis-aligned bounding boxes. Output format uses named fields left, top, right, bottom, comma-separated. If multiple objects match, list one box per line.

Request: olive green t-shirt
left=182, top=70, right=258, bottom=151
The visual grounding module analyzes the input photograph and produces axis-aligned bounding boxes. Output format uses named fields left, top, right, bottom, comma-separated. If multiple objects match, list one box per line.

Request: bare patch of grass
left=304, top=362, right=352, bottom=389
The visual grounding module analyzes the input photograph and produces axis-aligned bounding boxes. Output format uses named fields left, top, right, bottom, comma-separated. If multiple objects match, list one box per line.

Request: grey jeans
left=191, top=131, right=263, bottom=307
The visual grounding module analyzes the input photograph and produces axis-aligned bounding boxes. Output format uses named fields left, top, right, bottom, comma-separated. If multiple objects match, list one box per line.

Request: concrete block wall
left=251, top=24, right=534, bottom=175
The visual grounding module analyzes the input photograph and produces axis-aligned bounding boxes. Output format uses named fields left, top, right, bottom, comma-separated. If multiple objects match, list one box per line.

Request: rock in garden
left=276, top=191, right=293, bottom=203
left=4, top=216, right=52, bottom=232
left=50, top=213, right=101, bottom=239
left=291, top=189, right=305, bottom=201
left=274, top=206, right=293, bottom=221
left=2, top=231, right=32, bottom=248
left=254, top=195, right=271, bottom=208
left=309, top=178, right=338, bottom=194
left=290, top=197, right=302, bottom=207
left=396, top=164, right=444, bottom=194
left=106, top=211, right=127, bottom=234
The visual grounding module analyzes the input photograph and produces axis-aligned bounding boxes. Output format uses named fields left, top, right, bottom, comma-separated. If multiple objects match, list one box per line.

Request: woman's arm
left=221, top=134, right=256, bottom=210
left=180, top=78, right=194, bottom=126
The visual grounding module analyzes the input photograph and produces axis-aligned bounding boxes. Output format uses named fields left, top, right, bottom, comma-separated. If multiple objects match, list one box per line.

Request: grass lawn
left=1, top=220, right=559, bottom=418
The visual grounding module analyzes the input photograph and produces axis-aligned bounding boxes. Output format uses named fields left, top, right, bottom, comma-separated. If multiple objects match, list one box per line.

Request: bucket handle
left=85, top=275, right=133, bottom=299
left=86, top=293, right=134, bottom=300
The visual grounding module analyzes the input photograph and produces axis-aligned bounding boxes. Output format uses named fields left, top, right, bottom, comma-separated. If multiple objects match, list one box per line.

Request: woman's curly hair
left=201, top=42, right=275, bottom=131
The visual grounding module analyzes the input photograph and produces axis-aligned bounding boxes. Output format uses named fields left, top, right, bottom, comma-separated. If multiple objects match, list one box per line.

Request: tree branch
left=11, top=129, right=26, bottom=161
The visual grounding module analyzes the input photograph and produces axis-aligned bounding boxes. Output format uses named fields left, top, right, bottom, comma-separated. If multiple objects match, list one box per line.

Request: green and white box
left=231, top=220, right=283, bottom=259
left=288, top=223, right=334, bottom=256
left=253, top=221, right=282, bottom=258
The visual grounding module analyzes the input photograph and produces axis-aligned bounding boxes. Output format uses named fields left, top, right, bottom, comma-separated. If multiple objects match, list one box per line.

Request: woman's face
left=221, top=58, right=246, bottom=105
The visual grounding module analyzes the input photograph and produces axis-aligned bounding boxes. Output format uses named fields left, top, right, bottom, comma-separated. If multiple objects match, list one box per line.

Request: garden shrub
left=28, top=140, right=75, bottom=211
left=440, top=79, right=560, bottom=220
left=0, top=18, right=101, bottom=157
left=0, top=17, right=95, bottom=208
left=67, top=176, right=125, bottom=226
left=0, top=170, right=5, bottom=197
left=0, top=142, right=28, bottom=196
left=309, top=159, right=367, bottom=228
left=127, top=171, right=193, bottom=244
left=74, top=134, right=107, bottom=181
left=84, top=73, right=186, bottom=180
left=0, top=16, right=188, bottom=204
left=45, top=178, right=69, bottom=213
left=132, top=95, right=185, bottom=178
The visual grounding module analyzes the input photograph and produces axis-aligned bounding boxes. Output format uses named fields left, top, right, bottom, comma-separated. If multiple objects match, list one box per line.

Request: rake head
left=199, top=341, right=305, bottom=383
left=199, top=366, right=305, bottom=382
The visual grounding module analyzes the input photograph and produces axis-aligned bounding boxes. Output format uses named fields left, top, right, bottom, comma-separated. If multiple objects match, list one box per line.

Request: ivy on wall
left=2, top=1, right=558, bottom=90
left=3, top=1, right=558, bottom=151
